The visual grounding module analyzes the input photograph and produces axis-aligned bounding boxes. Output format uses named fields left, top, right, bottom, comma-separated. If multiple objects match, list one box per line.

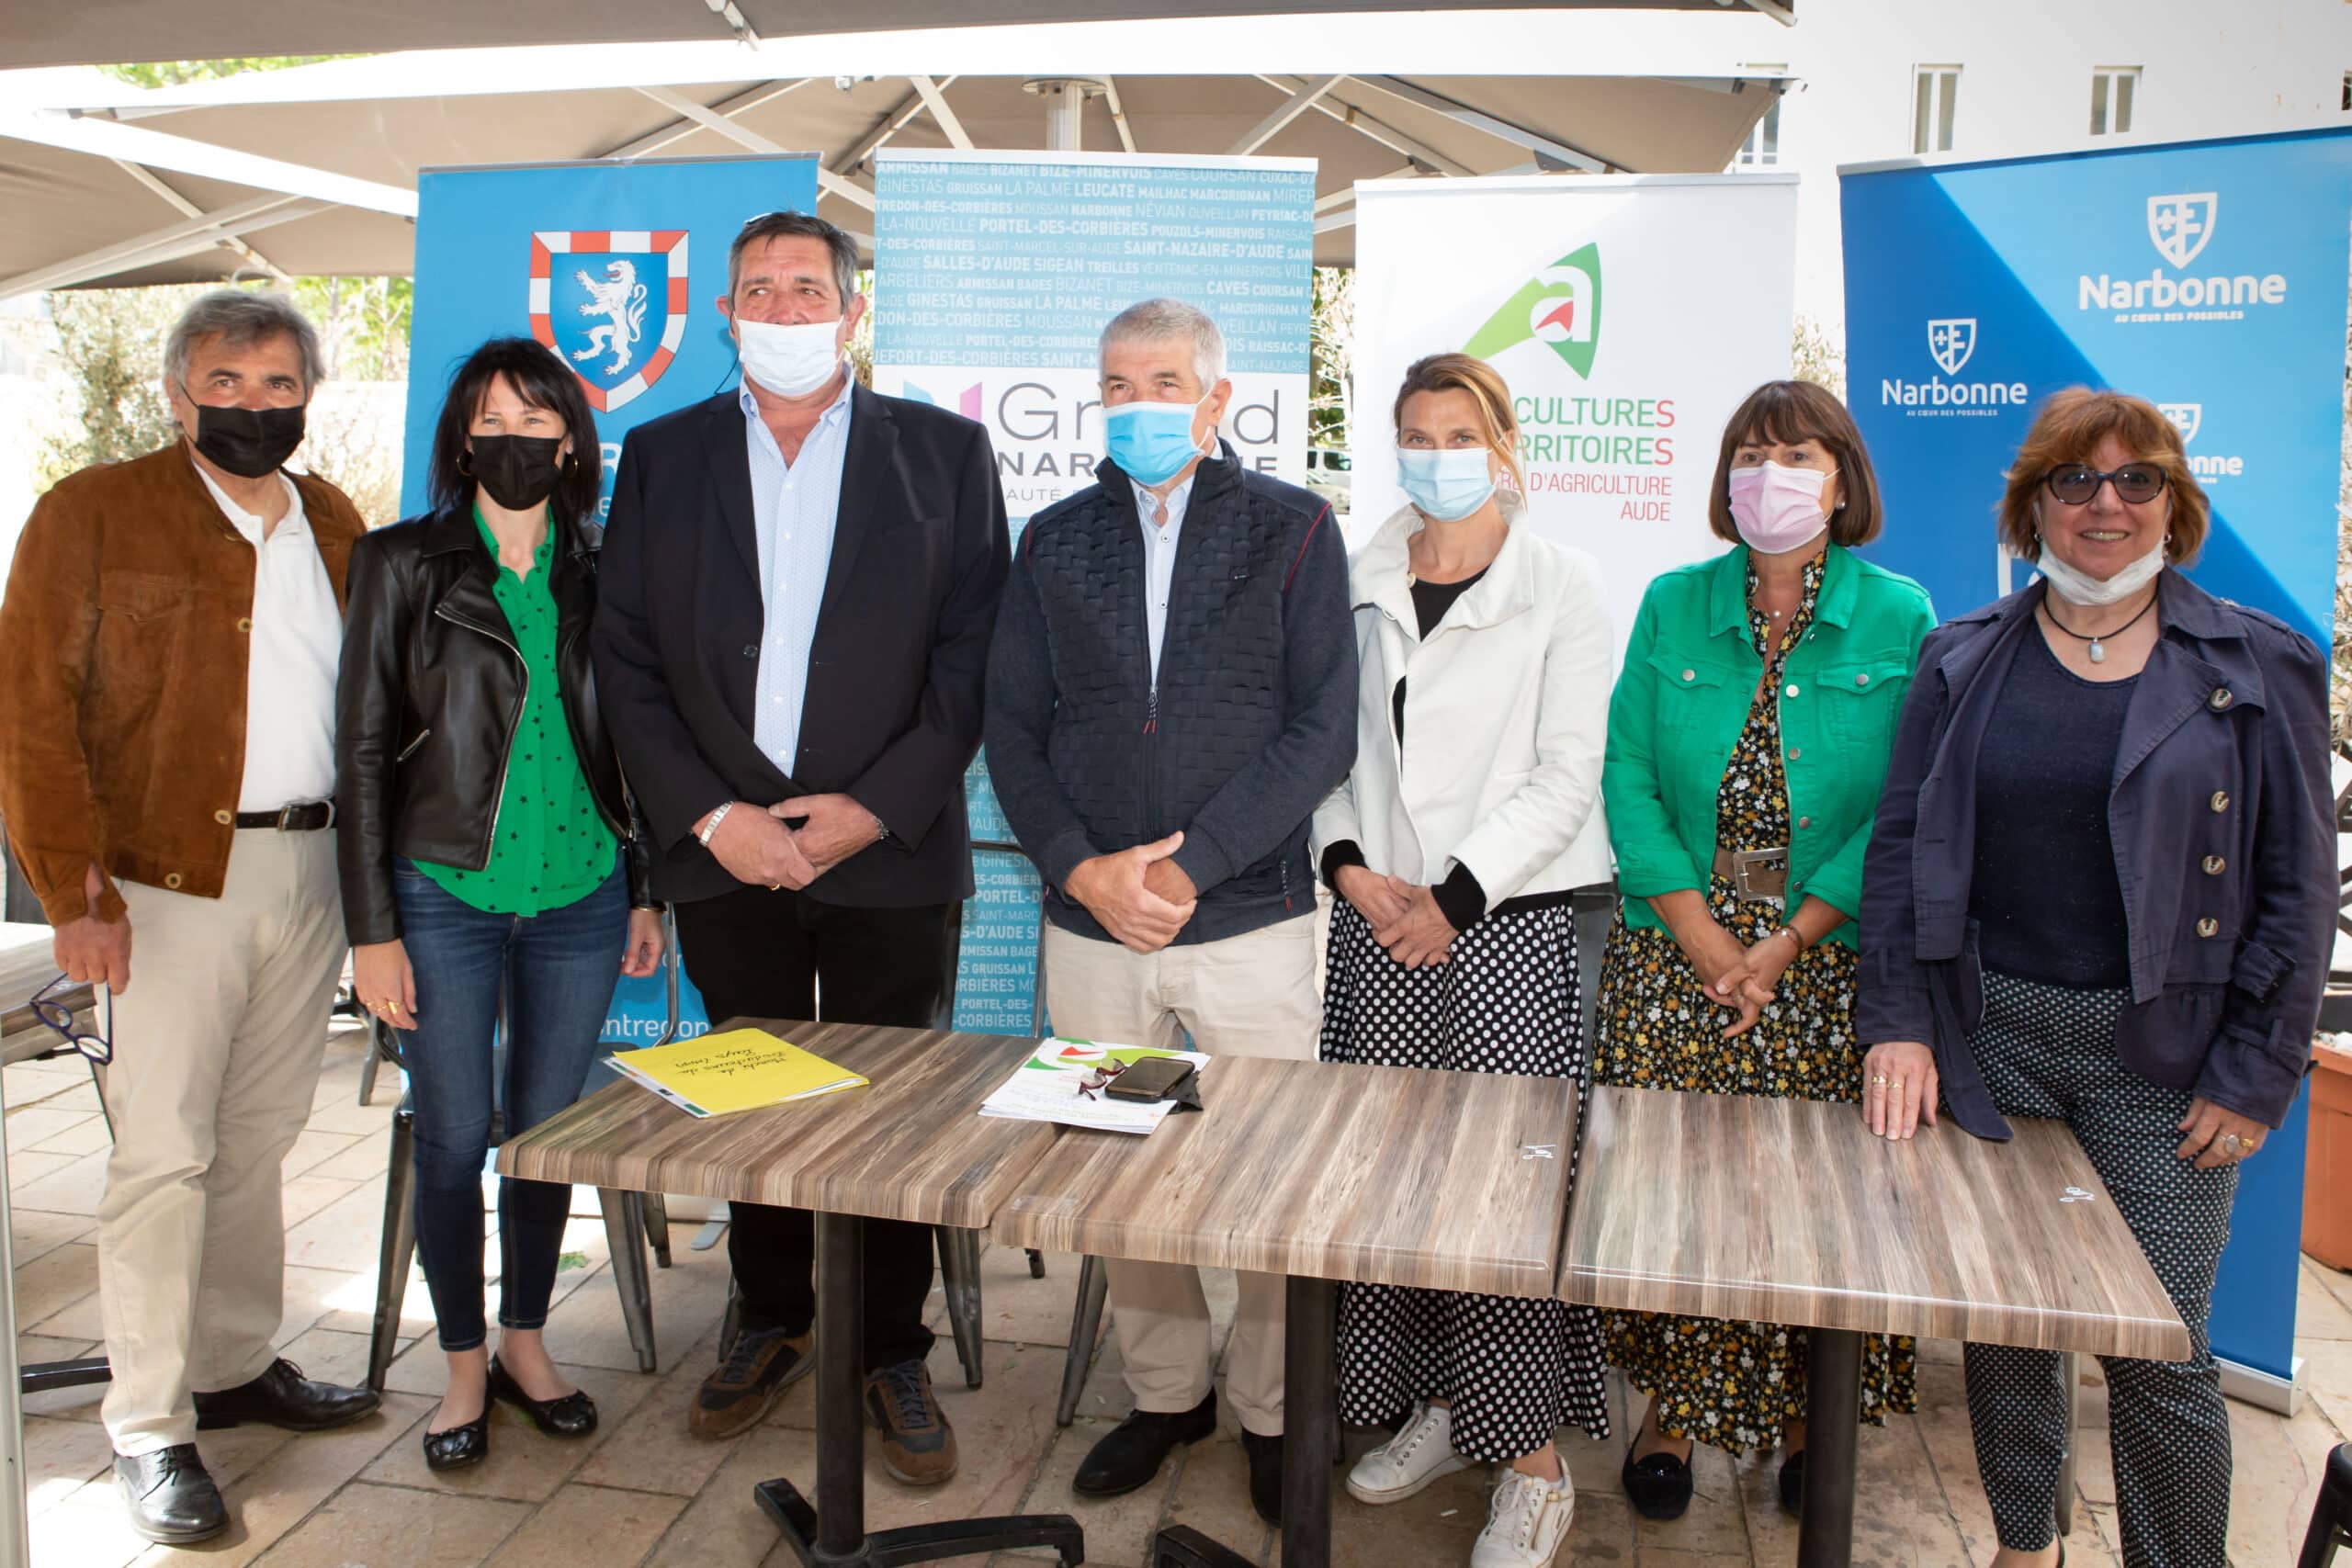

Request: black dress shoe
left=1072, top=1392, right=1218, bottom=1497
left=1778, top=1449, right=1804, bottom=1517
left=423, top=1409, right=491, bottom=1472
left=1622, top=1440, right=1694, bottom=1521
left=1241, top=1429, right=1283, bottom=1526
left=488, top=1356, right=598, bottom=1438
left=115, top=1445, right=227, bottom=1543
left=194, top=1358, right=380, bottom=1432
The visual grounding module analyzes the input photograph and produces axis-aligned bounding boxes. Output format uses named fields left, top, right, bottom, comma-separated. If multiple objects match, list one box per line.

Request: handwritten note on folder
left=610, top=1029, right=865, bottom=1119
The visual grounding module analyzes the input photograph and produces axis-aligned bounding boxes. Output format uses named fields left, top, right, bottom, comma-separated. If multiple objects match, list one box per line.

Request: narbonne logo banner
left=404, top=152, right=822, bottom=1044
left=871, top=148, right=1317, bottom=1033
left=1842, top=127, right=2352, bottom=1386
left=1351, top=175, right=1799, bottom=645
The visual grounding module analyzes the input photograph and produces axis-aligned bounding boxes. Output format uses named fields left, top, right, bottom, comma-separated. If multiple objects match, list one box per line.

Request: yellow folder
left=609, top=1028, right=866, bottom=1118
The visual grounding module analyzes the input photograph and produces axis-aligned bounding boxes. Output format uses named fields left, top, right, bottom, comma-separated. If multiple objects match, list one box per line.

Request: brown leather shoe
left=864, top=1358, right=957, bottom=1484
left=688, top=1327, right=812, bottom=1439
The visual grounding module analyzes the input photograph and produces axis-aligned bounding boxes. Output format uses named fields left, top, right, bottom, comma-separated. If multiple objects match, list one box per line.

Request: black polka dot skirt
left=1961, top=969, right=2238, bottom=1568
left=1319, top=898, right=1611, bottom=1460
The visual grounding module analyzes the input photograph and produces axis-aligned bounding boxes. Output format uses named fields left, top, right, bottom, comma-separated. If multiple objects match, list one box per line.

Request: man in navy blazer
left=593, top=211, right=1009, bottom=1482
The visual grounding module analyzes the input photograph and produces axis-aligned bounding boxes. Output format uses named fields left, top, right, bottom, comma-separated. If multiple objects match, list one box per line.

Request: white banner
left=1351, top=174, right=1799, bottom=644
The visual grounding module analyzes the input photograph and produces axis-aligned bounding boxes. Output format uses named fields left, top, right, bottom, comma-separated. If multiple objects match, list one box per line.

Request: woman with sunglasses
left=1857, top=388, right=2333, bottom=1568
left=337, top=337, right=664, bottom=1472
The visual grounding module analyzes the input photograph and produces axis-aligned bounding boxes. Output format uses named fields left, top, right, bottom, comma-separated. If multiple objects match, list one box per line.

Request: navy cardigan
left=1856, top=570, right=2335, bottom=1136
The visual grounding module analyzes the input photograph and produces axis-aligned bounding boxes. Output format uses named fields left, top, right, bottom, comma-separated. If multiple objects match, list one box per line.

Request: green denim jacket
left=1604, top=543, right=1934, bottom=948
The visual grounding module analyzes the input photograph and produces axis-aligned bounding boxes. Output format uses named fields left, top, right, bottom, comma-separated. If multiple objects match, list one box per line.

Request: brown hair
left=1997, top=387, right=2209, bottom=564
left=1392, top=353, right=1528, bottom=496
left=1706, top=379, right=1883, bottom=547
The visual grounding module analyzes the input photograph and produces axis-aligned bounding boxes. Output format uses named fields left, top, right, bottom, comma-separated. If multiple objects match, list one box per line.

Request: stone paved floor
left=4, top=1020, right=2346, bottom=1566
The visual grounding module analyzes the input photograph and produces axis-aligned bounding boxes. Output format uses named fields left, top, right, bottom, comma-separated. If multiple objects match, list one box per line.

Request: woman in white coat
left=1313, top=353, right=1614, bottom=1568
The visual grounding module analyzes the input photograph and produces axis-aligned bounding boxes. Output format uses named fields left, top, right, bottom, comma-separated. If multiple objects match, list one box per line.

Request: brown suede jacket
left=0, top=443, right=364, bottom=924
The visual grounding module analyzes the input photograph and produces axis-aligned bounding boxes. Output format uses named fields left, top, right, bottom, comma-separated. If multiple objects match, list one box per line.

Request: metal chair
left=365, top=942, right=675, bottom=1390
left=2301, top=1442, right=2352, bottom=1566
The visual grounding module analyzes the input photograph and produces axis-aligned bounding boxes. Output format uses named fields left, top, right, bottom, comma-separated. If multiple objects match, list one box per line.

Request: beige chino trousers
left=97, top=829, right=345, bottom=1454
left=1041, top=914, right=1321, bottom=1438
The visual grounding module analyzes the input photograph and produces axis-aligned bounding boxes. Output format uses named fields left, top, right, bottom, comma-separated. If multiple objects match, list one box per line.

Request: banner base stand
left=2218, top=1354, right=2303, bottom=1416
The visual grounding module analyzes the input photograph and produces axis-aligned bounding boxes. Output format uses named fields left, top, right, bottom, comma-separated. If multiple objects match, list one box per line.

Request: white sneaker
left=1471, top=1468, right=1576, bottom=1568
left=1344, top=1400, right=1469, bottom=1505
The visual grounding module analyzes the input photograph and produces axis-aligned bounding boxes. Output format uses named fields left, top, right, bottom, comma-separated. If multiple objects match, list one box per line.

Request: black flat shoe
left=488, top=1356, right=598, bottom=1438
left=424, top=1411, right=490, bottom=1472
left=1778, top=1449, right=1804, bottom=1517
left=1622, top=1440, right=1694, bottom=1521
left=1241, top=1429, right=1283, bottom=1526
left=1073, top=1392, right=1219, bottom=1497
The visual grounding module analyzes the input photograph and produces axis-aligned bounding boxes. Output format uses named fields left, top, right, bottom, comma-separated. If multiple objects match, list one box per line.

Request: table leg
left=1796, top=1326, right=1862, bottom=1568
left=1147, top=1273, right=1333, bottom=1568
left=1283, top=1274, right=1336, bottom=1566
left=754, top=1211, right=1087, bottom=1568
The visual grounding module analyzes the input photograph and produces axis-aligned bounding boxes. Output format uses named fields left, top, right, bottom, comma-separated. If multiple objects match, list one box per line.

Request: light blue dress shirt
left=743, top=373, right=854, bottom=775
left=1131, top=473, right=1195, bottom=681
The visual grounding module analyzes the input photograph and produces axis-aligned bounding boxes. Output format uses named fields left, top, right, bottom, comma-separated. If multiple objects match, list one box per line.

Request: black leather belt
left=234, top=801, right=335, bottom=831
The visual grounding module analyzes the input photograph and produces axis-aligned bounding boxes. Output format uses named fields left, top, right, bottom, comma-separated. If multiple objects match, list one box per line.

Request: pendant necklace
left=2041, top=592, right=2155, bottom=664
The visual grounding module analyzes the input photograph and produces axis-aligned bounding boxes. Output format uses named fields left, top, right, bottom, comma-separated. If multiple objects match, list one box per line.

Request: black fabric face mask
left=469, top=434, right=568, bottom=512
left=191, top=401, right=307, bottom=479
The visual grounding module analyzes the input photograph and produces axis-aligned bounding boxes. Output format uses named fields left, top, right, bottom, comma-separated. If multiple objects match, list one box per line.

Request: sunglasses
left=30, top=973, right=109, bottom=1066
left=2042, top=463, right=2167, bottom=506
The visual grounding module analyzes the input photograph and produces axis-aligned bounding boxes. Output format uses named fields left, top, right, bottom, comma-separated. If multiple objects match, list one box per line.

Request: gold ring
left=1871, top=1074, right=1888, bottom=1086
left=1890, top=1080, right=1905, bottom=1094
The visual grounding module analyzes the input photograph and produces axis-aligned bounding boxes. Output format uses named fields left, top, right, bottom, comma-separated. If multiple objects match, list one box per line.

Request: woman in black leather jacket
left=336, top=337, right=662, bottom=1472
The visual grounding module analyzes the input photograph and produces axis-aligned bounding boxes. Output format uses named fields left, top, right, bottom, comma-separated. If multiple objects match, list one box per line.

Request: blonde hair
left=1392, top=353, right=1527, bottom=496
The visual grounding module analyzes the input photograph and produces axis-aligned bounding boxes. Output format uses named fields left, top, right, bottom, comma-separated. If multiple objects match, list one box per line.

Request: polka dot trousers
left=1962, top=970, right=2237, bottom=1568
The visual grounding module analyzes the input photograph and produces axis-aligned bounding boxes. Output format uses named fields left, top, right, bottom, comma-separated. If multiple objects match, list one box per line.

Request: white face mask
left=735, top=317, right=842, bottom=400
left=2031, top=507, right=2168, bottom=606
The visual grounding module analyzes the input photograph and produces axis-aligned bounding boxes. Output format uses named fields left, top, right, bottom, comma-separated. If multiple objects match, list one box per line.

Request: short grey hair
left=164, top=288, right=325, bottom=395
left=1100, top=298, right=1226, bottom=388
left=729, top=210, right=859, bottom=304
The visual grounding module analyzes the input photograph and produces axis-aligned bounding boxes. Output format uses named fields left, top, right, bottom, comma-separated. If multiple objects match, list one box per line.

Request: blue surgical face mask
left=1396, top=446, right=1498, bottom=523
left=1103, top=397, right=1209, bottom=487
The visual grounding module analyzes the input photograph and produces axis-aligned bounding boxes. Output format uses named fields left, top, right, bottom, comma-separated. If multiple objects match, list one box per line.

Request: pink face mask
left=1727, top=461, right=1836, bottom=555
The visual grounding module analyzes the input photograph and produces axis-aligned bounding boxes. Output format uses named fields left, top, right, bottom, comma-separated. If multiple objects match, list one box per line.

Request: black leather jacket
left=335, top=508, right=656, bottom=946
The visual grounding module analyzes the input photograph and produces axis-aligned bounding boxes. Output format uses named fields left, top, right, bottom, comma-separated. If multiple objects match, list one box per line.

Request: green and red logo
left=1464, top=243, right=1601, bottom=378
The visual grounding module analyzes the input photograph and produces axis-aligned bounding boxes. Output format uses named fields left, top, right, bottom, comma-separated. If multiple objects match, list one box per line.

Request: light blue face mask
left=1396, top=446, right=1498, bottom=522
left=1103, top=397, right=1209, bottom=487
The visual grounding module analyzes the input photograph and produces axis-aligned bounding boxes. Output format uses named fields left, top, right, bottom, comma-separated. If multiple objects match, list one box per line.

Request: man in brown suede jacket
left=0, top=289, right=380, bottom=1545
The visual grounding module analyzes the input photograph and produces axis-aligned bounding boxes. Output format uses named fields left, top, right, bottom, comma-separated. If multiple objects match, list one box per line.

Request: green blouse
left=413, top=509, right=617, bottom=915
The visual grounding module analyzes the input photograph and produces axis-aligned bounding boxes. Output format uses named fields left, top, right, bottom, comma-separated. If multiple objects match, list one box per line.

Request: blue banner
left=1842, top=127, right=2352, bottom=1383
left=870, top=149, right=1317, bottom=1034
left=403, top=152, right=820, bottom=1045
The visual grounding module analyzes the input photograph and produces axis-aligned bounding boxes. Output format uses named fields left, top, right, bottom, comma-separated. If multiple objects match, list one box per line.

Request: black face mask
left=191, top=401, right=307, bottom=479
left=469, top=434, right=568, bottom=512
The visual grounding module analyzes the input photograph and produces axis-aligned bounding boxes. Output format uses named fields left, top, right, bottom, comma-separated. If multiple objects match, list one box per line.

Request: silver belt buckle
left=1729, top=846, right=1789, bottom=908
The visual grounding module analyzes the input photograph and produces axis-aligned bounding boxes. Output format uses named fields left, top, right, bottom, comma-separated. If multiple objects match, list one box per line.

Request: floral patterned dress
left=1592, top=552, right=1917, bottom=1457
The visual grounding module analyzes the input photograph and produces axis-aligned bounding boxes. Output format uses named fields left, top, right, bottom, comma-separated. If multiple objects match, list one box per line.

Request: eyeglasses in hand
left=30, top=973, right=109, bottom=1066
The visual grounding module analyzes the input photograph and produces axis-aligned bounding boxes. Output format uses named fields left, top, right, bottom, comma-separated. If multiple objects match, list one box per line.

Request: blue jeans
left=394, top=858, right=627, bottom=1352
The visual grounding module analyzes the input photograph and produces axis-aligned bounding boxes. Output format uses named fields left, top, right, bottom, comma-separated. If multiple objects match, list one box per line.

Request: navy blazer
left=1856, top=570, right=2334, bottom=1136
left=591, top=384, right=1010, bottom=907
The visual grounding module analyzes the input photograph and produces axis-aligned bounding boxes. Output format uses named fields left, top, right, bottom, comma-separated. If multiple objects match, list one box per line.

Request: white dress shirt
left=743, top=374, right=854, bottom=775
left=1130, top=472, right=1196, bottom=679
left=192, top=463, right=342, bottom=811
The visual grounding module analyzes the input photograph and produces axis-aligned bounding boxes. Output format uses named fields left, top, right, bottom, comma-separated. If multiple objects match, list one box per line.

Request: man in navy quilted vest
left=985, top=298, right=1356, bottom=1526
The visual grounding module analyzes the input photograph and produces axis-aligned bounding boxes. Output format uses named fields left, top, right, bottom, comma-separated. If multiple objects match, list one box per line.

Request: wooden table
left=501, top=1020, right=1085, bottom=1568
left=994, top=1055, right=1580, bottom=1568
left=1561, top=1087, right=2188, bottom=1568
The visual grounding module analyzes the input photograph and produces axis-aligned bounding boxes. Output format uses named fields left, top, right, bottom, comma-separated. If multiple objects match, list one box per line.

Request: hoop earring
left=455, top=449, right=474, bottom=478
left=561, top=451, right=580, bottom=477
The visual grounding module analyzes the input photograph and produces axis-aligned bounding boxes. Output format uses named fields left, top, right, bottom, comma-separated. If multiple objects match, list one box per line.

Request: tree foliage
left=97, top=58, right=349, bottom=89
left=1308, top=266, right=1354, bottom=451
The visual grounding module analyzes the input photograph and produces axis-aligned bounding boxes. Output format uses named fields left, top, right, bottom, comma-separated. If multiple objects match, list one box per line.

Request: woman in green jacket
left=1597, top=380, right=1934, bottom=1521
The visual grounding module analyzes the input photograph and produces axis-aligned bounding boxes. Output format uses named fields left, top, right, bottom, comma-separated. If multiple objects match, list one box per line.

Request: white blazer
left=1312, top=495, right=1613, bottom=903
